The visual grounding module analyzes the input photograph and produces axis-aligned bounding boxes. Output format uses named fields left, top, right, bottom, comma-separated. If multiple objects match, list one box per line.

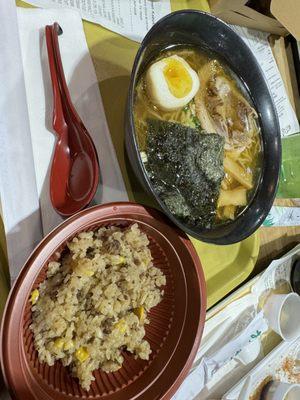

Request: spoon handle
left=45, top=25, right=67, bottom=137
left=46, top=23, right=87, bottom=153
left=49, top=23, right=81, bottom=124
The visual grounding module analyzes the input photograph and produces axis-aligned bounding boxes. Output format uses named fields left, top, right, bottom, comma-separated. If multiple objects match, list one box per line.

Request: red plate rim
left=1, top=202, right=206, bottom=400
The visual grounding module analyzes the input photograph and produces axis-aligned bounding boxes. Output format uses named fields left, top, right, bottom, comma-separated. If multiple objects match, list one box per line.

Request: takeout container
left=223, top=337, right=300, bottom=399
left=125, top=10, right=281, bottom=245
left=0, top=202, right=206, bottom=400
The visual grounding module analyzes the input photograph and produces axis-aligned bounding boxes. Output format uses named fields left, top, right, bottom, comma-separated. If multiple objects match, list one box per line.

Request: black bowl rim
left=127, top=9, right=281, bottom=245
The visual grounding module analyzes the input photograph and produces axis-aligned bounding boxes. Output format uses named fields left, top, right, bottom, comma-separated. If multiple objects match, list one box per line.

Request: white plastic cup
left=263, top=292, right=300, bottom=341
left=263, top=381, right=300, bottom=400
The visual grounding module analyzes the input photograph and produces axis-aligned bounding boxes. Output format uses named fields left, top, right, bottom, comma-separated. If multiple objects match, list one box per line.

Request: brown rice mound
left=30, top=224, right=166, bottom=390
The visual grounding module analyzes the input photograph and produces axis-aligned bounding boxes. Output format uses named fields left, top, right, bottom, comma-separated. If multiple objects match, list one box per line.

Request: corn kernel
left=30, top=289, right=39, bottom=305
left=83, top=269, right=94, bottom=277
left=64, top=340, right=74, bottom=351
left=54, top=338, right=64, bottom=350
left=133, top=306, right=145, bottom=321
left=75, top=347, right=89, bottom=362
left=113, top=319, right=127, bottom=333
left=111, top=255, right=125, bottom=265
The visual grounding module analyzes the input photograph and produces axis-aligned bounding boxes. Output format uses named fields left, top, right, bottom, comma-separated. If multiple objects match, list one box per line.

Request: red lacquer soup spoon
left=45, top=23, right=99, bottom=217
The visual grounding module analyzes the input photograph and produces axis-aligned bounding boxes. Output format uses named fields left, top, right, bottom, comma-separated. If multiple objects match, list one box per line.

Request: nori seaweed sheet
left=145, top=119, right=225, bottom=229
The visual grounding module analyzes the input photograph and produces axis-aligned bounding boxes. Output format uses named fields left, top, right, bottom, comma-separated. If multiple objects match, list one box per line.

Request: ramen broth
left=133, top=47, right=262, bottom=227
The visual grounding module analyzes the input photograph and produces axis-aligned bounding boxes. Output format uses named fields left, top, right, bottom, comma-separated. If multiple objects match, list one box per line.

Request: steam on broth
left=133, top=47, right=262, bottom=229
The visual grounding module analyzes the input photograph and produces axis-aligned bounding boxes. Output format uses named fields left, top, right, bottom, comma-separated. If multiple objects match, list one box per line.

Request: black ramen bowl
left=125, top=10, right=281, bottom=245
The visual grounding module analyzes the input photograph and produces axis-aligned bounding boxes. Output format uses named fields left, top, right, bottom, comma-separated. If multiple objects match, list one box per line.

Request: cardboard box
left=209, top=0, right=300, bottom=40
left=270, top=35, right=300, bottom=119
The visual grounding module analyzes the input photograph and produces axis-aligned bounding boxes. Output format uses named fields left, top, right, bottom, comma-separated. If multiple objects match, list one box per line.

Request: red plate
left=1, top=202, right=206, bottom=400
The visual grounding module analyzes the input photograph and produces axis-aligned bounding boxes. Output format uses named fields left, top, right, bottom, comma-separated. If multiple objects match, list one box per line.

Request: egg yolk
left=163, top=58, right=193, bottom=98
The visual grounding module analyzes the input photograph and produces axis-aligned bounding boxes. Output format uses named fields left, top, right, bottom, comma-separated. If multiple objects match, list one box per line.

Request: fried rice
left=30, top=224, right=166, bottom=390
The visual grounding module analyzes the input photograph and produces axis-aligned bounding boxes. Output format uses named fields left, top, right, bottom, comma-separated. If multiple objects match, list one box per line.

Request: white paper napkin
left=0, top=3, right=128, bottom=283
left=0, top=0, right=43, bottom=284
left=17, top=7, right=128, bottom=234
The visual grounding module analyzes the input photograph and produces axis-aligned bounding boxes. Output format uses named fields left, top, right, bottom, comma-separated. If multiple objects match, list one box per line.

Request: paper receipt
left=23, top=0, right=171, bottom=42
left=230, top=25, right=300, bottom=137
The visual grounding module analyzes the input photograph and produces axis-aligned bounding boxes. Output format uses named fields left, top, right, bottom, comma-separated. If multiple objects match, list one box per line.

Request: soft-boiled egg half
left=145, top=55, right=200, bottom=111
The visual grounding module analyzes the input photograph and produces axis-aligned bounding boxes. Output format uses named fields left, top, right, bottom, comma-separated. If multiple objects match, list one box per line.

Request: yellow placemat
left=1, top=1, right=259, bottom=313
left=192, top=234, right=259, bottom=308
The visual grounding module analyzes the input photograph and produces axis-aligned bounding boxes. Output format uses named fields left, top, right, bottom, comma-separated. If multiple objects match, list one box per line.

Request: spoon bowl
left=46, top=23, right=99, bottom=217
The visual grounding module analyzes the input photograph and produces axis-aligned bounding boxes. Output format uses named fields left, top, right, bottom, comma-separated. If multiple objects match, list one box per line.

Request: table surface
left=0, top=4, right=298, bottom=399
left=18, top=0, right=300, bottom=263
left=258, top=199, right=300, bottom=272
left=1, top=0, right=299, bottom=300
